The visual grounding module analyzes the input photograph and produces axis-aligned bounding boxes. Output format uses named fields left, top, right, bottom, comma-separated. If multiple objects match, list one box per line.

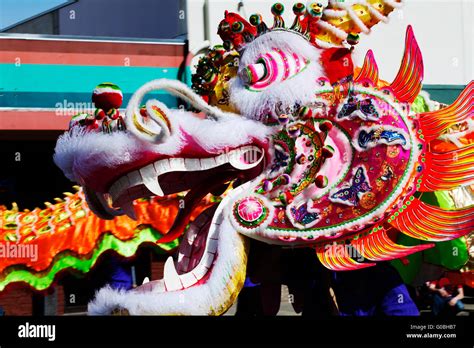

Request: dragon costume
left=48, top=0, right=474, bottom=315
left=0, top=187, right=212, bottom=292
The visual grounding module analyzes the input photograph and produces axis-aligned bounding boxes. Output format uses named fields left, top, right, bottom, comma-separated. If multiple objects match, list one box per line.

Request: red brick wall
left=0, top=288, right=33, bottom=315
left=151, top=260, right=165, bottom=280
left=56, top=286, right=65, bottom=315
left=0, top=285, right=66, bottom=316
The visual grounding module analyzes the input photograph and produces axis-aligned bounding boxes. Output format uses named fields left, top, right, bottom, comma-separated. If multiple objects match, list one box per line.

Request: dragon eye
left=232, top=21, right=244, bottom=33
left=219, top=21, right=230, bottom=32
left=249, top=14, right=262, bottom=26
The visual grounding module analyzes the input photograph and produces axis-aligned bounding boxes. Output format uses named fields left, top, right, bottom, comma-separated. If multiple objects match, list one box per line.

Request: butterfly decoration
left=337, top=96, right=379, bottom=121
left=271, top=146, right=289, bottom=173
left=357, top=128, right=407, bottom=150
left=380, top=165, right=394, bottom=181
left=330, top=166, right=372, bottom=206
left=289, top=201, right=320, bottom=228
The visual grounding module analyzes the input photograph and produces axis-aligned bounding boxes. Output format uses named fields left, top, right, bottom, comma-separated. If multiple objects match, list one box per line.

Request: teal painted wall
left=422, top=85, right=466, bottom=105
left=0, top=63, right=181, bottom=108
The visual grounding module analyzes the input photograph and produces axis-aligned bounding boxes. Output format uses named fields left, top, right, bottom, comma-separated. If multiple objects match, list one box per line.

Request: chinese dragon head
left=54, top=0, right=474, bottom=315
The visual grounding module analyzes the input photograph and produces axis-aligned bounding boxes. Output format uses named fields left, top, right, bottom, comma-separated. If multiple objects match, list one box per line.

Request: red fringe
left=419, top=144, right=474, bottom=191
left=389, top=197, right=474, bottom=241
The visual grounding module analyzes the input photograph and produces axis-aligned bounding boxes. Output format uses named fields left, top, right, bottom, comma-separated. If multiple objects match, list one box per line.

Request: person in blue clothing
left=330, top=262, right=419, bottom=316
left=426, top=276, right=465, bottom=316
left=106, top=256, right=134, bottom=291
left=236, top=240, right=419, bottom=316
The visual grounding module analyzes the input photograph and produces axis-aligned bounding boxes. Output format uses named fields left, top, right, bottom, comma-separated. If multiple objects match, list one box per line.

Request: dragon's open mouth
left=85, top=145, right=265, bottom=295
left=53, top=79, right=273, bottom=314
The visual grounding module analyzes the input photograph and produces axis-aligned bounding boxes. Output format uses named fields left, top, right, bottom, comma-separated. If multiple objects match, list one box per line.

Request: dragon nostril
left=240, top=62, right=267, bottom=85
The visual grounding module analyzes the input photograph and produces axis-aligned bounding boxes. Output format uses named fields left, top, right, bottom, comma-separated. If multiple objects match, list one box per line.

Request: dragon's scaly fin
left=389, top=25, right=424, bottom=103
left=388, top=197, right=474, bottom=242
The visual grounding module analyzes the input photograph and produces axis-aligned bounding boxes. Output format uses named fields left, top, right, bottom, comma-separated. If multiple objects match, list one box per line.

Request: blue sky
left=0, top=0, right=68, bottom=30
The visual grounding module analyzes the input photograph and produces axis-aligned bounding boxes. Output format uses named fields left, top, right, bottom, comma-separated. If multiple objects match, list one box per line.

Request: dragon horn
left=125, top=79, right=243, bottom=144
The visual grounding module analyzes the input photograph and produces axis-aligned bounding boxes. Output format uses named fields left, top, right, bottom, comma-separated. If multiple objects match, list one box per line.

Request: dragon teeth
left=198, top=157, right=217, bottom=170
left=164, top=256, right=183, bottom=291
left=200, top=252, right=215, bottom=269
left=108, top=146, right=262, bottom=216
left=122, top=201, right=137, bottom=220
left=140, top=164, right=164, bottom=196
left=228, top=146, right=264, bottom=170
left=168, top=158, right=186, bottom=171
left=206, top=239, right=218, bottom=254
left=127, top=170, right=141, bottom=187
left=184, top=158, right=201, bottom=171
left=179, top=273, right=198, bottom=288
left=191, top=265, right=208, bottom=280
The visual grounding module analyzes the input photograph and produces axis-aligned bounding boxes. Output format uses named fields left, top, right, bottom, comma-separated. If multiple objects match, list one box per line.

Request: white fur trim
left=323, top=9, right=347, bottom=18
left=88, top=184, right=249, bottom=315
left=54, top=110, right=271, bottom=185
left=336, top=3, right=370, bottom=34
left=315, top=39, right=339, bottom=49
left=316, top=20, right=348, bottom=40
left=417, top=90, right=441, bottom=112
left=366, top=3, right=389, bottom=23
left=54, top=127, right=144, bottom=182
